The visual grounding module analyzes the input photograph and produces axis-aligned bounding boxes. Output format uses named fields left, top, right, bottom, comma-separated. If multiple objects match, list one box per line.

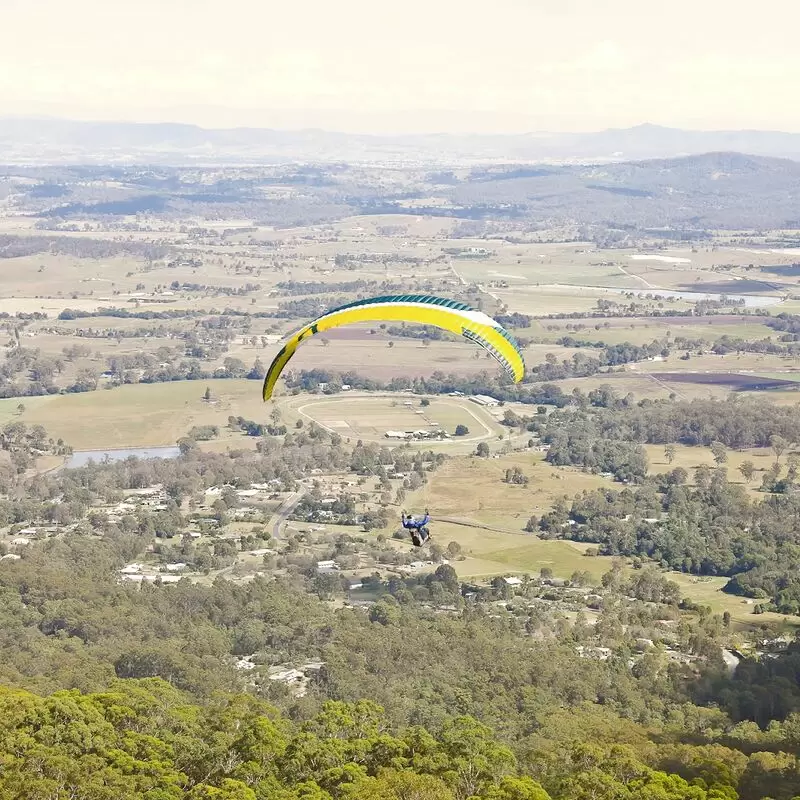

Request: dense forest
left=6, top=675, right=800, bottom=800
left=3, top=535, right=800, bottom=798
left=0, top=402, right=800, bottom=797
left=3, top=392, right=800, bottom=796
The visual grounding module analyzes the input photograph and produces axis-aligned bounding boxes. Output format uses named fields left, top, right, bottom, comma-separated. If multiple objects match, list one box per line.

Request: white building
left=470, top=395, right=500, bottom=407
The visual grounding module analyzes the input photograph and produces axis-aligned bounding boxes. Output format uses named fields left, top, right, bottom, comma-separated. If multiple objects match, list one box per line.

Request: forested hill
left=440, top=152, right=800, bottom=230
left=2, top=147, right=800, bottom=231
left=0, top=680, right=766, bottom=800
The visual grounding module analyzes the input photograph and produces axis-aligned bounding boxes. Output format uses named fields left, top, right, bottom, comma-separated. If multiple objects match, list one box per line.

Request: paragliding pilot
left=402, top=509, right=431, bottom=547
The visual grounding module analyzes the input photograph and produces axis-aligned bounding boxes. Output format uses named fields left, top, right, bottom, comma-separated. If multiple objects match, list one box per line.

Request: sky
left=2, top=0, right=799, bottom=134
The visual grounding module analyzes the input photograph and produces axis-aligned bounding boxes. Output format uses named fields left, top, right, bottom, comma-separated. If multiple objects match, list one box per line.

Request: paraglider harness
left=402, top=510, right=431, bottom=547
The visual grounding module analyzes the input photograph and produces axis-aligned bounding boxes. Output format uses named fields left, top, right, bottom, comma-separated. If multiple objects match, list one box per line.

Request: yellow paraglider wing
left=262, top=294, right=525, bottom=401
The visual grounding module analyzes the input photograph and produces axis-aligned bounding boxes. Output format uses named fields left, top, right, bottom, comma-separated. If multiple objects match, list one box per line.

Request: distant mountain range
left=4, top=150, right=799, bottom=231
left=3, top=117, right=800, bottom=165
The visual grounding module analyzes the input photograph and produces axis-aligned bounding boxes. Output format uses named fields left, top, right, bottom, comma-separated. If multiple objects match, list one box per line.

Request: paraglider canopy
left=262, top=293, right=525, bottom=400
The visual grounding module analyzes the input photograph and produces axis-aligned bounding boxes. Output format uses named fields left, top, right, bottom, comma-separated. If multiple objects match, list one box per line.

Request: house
left=11, top=537, right=31, bottom=546
left=0, top=553, right=21, bottom=561
left=317, top=560, right=339, bottom=572
left=503, top=576, right=523, bottom=586
left=163, top=563, right=187, bottom=572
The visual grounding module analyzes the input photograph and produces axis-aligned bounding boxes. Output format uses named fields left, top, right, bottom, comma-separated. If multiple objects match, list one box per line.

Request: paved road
left=269, top=487, right=308, bottom=541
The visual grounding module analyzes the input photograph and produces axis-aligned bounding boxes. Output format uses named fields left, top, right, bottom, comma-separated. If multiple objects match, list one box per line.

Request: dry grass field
left=642, top=442, right=794, bottom=501
left=527, top=316, right=778, bottom=346
left=414, top=452, right=616, bottom=527
left=0, top=379, right=269, bottom=449
left=0, top=382, right=505, bottom=452
left=288, top=395, right=500, bottom=444
left=3, top=212, right=800, bottom=625
left=225, top=334, right=582, bottom=384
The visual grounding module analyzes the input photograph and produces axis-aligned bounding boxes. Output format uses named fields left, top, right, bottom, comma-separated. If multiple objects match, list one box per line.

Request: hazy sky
left=2, top=0, right=798, bottom=134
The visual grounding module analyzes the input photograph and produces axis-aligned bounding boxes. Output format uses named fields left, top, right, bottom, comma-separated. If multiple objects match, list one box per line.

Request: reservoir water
left=543, top=283, right=784, bottom=308
left=66, top=446, right=180, bottom=469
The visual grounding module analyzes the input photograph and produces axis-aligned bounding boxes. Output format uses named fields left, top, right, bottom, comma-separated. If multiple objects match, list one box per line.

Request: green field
left=668, top=573, right=796, bottom=631
left=400, top=448, right=798, bottom=628
left=433, top=523, right=618, bottom=583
